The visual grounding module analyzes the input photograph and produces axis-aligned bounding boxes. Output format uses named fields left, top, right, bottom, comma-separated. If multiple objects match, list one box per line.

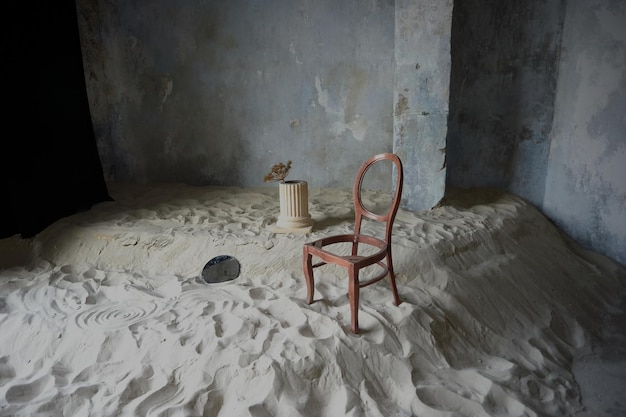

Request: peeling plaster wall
left=394, top=0, right=452, bottom=211
left=446, top=0, right=564, bottom=208
left=543, top=0, right=626, bottom=266
left=77, top=0, right=395, bottom=188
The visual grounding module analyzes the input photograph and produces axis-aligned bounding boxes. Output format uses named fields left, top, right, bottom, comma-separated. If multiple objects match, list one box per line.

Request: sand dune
left=0, top=183, right=624, bottom=417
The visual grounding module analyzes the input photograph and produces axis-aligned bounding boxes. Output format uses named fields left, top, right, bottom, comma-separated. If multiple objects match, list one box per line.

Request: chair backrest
left=352, top=153, right=403, bottom=242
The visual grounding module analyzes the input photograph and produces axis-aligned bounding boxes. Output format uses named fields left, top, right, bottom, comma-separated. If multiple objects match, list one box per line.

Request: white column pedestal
left=271, top=180, right=313, bottom=233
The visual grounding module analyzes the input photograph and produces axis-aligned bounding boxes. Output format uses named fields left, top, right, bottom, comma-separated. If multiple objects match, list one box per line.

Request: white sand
left=0, top=183, right=625, bottom=417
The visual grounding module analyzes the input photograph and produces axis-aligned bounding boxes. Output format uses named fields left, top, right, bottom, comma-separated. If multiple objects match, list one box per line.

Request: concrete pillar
left=394, top=0, right=453, bottom=211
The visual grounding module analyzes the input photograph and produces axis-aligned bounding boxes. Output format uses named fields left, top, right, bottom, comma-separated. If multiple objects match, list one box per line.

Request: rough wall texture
left=75, top=0, right=624, bottom=264
left=446, top=0, right=625, bottom=266
left=77, top=0, right=396, bottom=188
left=446, top=0, right=564, bottom=208
left=394, top=0, right=452, bottom=211
left=543, top=0, right=626, bottom=266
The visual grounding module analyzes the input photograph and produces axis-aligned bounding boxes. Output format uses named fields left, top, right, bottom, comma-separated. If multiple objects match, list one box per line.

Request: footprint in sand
left=415, top=359, right=528, bottom=416
left=248, top=287, right=279, bottom=302
left=476, top=355, right=516, bottom=381
left=265, top=300, right=307, bottom=328
left=118, top=366, right=156, bottom=405
left=51, top=363, right=72, bottom=387
left=548, top=310, right=585, bottom=349
left=415, top=381, right=486, bottom=415
left=133, top=379, right=186, bottom=416
left=0, top=357, right=16, bottom=385
left=212, top=313, right=246, bottom=340
left=297, top=313, right=337, bottom=339
left=520, top=375, right=555, bottom=403
left=5, top=374, right=54, bottom=403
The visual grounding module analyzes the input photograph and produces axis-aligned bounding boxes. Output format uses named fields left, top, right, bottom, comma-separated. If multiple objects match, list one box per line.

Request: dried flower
left=264, top=160, right=292, bottom=182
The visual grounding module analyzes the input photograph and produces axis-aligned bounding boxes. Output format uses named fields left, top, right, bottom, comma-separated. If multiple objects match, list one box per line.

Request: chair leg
left=388, top=271, right=401, bottom=306
left=349, top=267, right=360, bottom=334
left=387, top=253, right=401, bottom=306
left=303, top=247, right=315, bottom=305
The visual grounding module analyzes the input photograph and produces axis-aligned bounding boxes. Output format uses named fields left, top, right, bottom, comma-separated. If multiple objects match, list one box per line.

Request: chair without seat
left=302, top=153, right=403, bottom=333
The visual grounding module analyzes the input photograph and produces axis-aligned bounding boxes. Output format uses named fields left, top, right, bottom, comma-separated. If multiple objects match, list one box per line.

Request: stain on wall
left=77, top=0, right=395, bottom=189
left=394, top=0, right=452, bottom=211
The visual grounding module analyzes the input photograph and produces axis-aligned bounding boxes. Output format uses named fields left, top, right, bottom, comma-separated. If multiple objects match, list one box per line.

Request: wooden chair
left=303, top=153, right=403, bottom=333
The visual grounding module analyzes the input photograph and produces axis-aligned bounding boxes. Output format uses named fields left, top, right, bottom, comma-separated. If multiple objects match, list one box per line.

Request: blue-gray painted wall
left=446, top=0, right=625, bottom=266
left=77, top=0, right=625, bottom=266
left=78, top=0, right=398, bottom=189
left=543, top=0, right=626, bottom=266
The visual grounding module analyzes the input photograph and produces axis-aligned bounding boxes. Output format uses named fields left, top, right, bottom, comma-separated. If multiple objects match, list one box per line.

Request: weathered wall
left=446, top=1, right=564, bottom=208
left=394, top=0, right=452, bottom=211
left=446, top=0, right=625, bottom=266
left=543, top=0, right=626, bottom=266
left=77, top=0, right=396, bottom=188
left=75, top=0, right=624, bottom=265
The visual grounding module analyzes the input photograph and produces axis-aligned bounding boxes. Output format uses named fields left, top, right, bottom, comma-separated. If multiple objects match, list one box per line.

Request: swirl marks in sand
left=74, top=300, right=161, bottom=330
left=11, top=281, right=85, bottom=320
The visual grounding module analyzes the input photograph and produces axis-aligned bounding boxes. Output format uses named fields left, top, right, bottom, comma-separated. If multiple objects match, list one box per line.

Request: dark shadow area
left=445, top=1, right=563, bottom=208
left=1, top=1, right=111, bottom=239
left=437, top=186, right=512, bottom=209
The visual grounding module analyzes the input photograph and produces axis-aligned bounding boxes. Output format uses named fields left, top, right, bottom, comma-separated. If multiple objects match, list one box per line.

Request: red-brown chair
left=303, top=153, right=403, bottom=333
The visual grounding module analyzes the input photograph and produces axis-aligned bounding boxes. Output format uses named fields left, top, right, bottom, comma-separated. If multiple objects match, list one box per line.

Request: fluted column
left=275, top=180, right=313, bottom=232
